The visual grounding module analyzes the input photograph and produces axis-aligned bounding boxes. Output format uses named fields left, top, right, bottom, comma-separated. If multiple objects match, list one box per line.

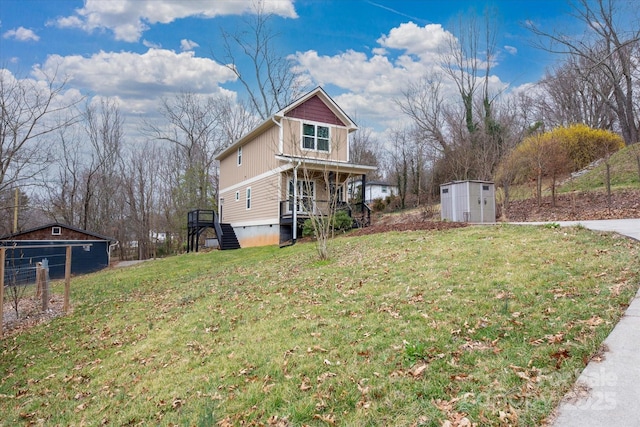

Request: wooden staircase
left=187, top=210, right=240, bottom=252
left=218, top=223, right=240, bottom=250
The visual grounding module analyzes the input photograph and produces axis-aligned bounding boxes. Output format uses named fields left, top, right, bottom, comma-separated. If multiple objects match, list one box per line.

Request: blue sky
left=0, top=0, right=578, bottom=137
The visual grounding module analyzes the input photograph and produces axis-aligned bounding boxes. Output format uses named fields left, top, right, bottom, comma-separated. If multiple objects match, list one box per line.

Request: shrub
left=302, top=210, right=353, bottom=238
left=372, top=198, right=386, bottom=212
left=554, top=124, right=624, bottom=170
left=333, top=210, right=353, bottom=232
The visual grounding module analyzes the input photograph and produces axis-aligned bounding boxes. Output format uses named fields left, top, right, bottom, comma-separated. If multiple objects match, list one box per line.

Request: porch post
left=361, top=174, right=366, bottom=215
left=293, top=163, right=299, bottom=243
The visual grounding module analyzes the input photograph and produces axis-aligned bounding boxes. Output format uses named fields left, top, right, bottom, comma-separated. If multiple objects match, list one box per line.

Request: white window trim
left=235, top=191, right=240, bottom=201
left=237, top=146, right=242, bottom=166
left=287, top=178, right=315, bottom=214
left=52, top=226, right=61, bottom=236
left=246, top=187, right=251, bottom=210
left=301, top=121, right=331, bottom=153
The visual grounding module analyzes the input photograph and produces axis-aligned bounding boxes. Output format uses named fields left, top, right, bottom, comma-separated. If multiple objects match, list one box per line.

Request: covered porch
left=275, top=155, right=377, bottom=246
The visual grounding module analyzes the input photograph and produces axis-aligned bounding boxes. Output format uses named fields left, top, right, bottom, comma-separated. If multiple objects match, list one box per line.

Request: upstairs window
left=303, top=123, right=330, bottom=152
left=52, top=226, right=61, bottom=236
left=237, top=146, right=242, bottom=166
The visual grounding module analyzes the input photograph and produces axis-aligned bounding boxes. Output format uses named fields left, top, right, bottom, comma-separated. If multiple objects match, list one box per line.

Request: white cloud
left=35, top=49, right=237, bottom=114
left=3, top=26, right=40, bottom=42
left=180, top=39, right=199, bottom=51
left=291, top=21, right=514, bottom=133
left=377, top=22, right=452, bottom=57
left=143, top=39, right=162, bottom=49
left=504, top=45, right=518, bottom=55
left=292, top=21, right=455, bottom=103
left=292, top=50, right=415, bottom=96
left=54, top=0, right=297, bottom=42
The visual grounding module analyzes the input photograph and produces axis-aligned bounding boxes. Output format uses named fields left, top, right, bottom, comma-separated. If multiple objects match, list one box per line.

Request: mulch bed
left=348, top=220, right=467, bottom=237
left=2, top=295, right=65, bottom=338
left=503, top=189, right=640, bottom=222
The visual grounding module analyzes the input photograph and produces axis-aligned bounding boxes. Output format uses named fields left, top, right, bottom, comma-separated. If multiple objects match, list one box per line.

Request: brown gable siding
left=285, top=95, right=345, bottom=126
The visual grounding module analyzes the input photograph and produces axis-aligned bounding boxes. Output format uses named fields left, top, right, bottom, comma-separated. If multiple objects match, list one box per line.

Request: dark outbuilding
left=1, top=223, right=117, bottom=280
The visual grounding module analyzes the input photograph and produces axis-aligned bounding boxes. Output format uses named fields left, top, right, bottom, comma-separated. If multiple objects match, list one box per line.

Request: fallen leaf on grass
left=300, top=377, right=312, bottom=391
left=498, top=404, right=519, bottom=424
left=267, top=415, right=290, bottom=426
left=317, top=372, right=336, bottom=383
left=586, top=316, right=604, bottom=327
left=313, top=413, right=336, bottom=425
left=408, top=361, right=428, bottom=378
left=551, top=348, right=570, bottom=369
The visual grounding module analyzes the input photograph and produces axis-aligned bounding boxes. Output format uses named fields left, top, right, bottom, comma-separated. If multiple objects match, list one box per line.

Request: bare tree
left=397, top=8, right=508, bottom=185
left=123, top=142, right=161, bottom=260
left=42, top=126, right=85, bottom=226
left=149, top=92, right=226, bottom=212
left=529, top=0, right=640, bottom=145
left=539, top=56, right=616, bottom=129
left=397, top=73, right=449, bottom=155
left=387, top=128, right=411, bottom=210
left=81, top=98, right=125, bottom=234
left=349, top=125, right=382, bottom=176
left=215, top=1, right=306, bottom=119
left=0, top=69, right=82, bottom=194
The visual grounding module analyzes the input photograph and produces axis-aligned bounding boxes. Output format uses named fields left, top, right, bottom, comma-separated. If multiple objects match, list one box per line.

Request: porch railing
left=278, top=199, right=371, bottom=227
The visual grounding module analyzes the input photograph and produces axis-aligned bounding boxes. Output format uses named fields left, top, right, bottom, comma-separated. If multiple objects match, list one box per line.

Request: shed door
left=469, top=183, right=482, bottom=222
left=481, top=184, right=495, bottom=223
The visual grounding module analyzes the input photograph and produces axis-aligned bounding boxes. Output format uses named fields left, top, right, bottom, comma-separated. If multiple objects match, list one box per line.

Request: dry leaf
left=313, top=413, right=336, bottom=425
left=300, top=377, right=312, bottom=391
left=408, top=361, right=428, bottom=378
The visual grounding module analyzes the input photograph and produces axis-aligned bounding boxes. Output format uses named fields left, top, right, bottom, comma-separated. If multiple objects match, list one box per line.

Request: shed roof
left=0, top=223, right=116, bottom=242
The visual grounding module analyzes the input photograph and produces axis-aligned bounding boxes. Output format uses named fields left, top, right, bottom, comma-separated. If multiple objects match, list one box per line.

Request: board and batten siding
left=285, top=94, right=345, bottom=126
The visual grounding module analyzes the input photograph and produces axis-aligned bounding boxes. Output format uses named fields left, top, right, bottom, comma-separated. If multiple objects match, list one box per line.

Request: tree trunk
left=536, top=170, right=543, bottom=208
left=605, top=161, right=612, bottom=210
left=551, top=174, right=556, bottom=208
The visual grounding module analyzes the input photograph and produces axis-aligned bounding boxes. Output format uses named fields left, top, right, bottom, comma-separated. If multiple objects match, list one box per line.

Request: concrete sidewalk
left=512, top=219, right=640, bottom=241
left=513, top=219, right=640, bottom=426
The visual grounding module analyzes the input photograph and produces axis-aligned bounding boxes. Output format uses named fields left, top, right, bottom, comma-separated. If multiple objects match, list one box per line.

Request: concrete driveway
left=513, top=218, right=640, bottom=241
left=514, top=219, right=640, bottom=426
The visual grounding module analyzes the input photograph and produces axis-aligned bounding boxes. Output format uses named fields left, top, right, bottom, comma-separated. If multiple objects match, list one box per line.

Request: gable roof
left=216, top=87, right=357, bottom=161
left=0, top=223, right=116, bottom=242
left=351, top=179, right=397, bottom=187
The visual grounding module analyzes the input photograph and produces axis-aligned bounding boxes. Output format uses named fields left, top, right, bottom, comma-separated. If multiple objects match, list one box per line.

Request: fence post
left=41, top=259, right=49, bottom=312
left=64, top=246, right=71, bottom=313
left=1, top=247, right=5, bottom=338
left=36, top=262, right=42, bottom=298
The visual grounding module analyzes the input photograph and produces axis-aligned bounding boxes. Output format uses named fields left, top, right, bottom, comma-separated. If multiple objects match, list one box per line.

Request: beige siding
left=220, top=173, right=280, bottom=224
left=219, top=125, right=280, bottom=191
left=281, top=118, right=350, bottom=162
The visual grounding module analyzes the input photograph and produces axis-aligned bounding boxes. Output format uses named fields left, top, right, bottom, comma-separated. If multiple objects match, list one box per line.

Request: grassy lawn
left=561, top=145, right=639, bottom=193
left=1, top=225, right=639, bottom=426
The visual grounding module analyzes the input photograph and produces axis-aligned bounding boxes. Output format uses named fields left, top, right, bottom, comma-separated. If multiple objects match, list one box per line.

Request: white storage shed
left=440, top=180, right=496, bottom=223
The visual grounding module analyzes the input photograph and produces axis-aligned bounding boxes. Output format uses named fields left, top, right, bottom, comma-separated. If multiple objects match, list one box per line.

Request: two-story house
left=215, top=87, right=377, bottom=248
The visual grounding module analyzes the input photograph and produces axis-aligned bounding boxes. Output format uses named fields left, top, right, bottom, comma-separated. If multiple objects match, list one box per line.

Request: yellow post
left=1, top=247, right=5, bottom=338
left=64, top=246, right=71, bottom=313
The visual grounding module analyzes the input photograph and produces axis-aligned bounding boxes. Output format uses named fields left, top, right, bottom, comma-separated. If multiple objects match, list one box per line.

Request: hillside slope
left=504, top=189, right=640, bottom=222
